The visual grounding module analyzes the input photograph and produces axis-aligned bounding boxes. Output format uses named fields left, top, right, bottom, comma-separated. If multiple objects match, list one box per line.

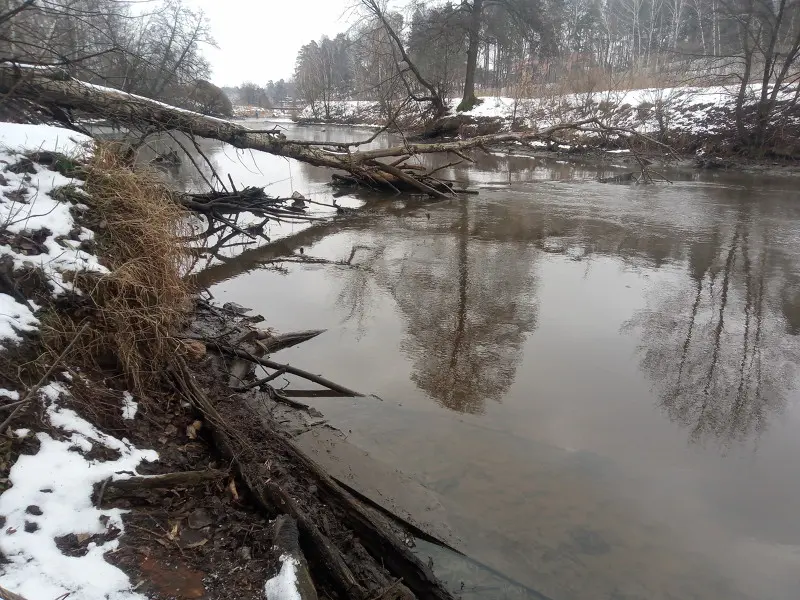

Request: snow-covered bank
left=0, top=383, right=156, bottom=600
left=298, top=83, right=800, bottom=154
left=0, top=123, right=106, bottom=348
left=0, top=122, right=160, bottom=599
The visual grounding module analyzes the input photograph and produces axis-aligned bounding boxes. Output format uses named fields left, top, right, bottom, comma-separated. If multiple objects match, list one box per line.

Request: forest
left=285, top=0, right=800, bottom=152
left=0, top=0, right=232, bottom=116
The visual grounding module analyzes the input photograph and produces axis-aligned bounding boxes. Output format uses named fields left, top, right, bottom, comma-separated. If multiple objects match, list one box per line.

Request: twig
left=96, top=477, right=111, bottom=506
left=0, top=322, right=89, bottom=432
left=208, top=342, right=364, bottom=397
left=266, top=385, right=312, bottom=411
left=231, top=367, right=288, bottom=392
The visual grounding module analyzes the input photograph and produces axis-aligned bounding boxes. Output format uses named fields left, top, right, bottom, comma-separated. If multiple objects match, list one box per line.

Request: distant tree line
left=0, top=0, right=232, bottom=116
left=224, top=79, right=297, bottom=109
left=292, top=0, right=800, bottom=122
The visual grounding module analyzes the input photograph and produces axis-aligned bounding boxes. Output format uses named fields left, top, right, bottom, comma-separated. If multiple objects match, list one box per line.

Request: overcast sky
left=186, top=0, right=357, bottom=87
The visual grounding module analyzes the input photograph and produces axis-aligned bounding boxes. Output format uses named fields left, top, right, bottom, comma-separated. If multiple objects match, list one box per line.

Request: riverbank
left=294, top=83, right=800, bottom=164
left=0, top=124, right=455, bottom=600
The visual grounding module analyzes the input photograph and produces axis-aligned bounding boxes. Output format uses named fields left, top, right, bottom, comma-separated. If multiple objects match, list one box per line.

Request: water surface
left=191, top=122, right=800, bottom=600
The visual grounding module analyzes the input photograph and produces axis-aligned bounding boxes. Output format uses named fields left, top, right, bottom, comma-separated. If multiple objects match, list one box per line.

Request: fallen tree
left=0, top=64, right=671, bottom=197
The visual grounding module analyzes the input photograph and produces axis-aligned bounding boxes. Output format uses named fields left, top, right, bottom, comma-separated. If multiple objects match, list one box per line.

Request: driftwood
left=234, top=329, right=326, bottom=354
left=0, top=64, right=672, bottom=198
left=170, top=357, right=443, bottom=600
left=271, top=516, right=320, bottom=600
left=207, top=341, right=364, bottom=397
left=106, top=469, right=227, bottom=492
left=0, top=586, right=28, bottom=600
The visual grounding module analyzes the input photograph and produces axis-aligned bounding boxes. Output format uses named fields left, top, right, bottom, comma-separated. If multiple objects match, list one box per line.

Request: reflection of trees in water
left=335, top=246, right=387, bottom=339
left=134, top=133, right=224, bottom=192
left=625, top=211, right=800, bottom=446
left=343, top=200, right=539, bottom=414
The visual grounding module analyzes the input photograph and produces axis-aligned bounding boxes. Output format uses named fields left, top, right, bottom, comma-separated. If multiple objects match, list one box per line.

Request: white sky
left=186, top=0, right=357, bottom=87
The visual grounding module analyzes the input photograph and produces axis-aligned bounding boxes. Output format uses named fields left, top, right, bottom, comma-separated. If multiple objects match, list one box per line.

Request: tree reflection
left=625, top=211, right=800, bottom=446
left=344, top=200, right=539, bottom=414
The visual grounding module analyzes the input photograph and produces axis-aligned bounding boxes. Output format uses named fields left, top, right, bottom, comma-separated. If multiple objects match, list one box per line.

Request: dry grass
left=43, top=142, right=192, bottom=395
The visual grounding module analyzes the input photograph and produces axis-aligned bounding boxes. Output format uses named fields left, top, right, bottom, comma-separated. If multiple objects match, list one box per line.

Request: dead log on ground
left=106, top=469, right=227, bottom=492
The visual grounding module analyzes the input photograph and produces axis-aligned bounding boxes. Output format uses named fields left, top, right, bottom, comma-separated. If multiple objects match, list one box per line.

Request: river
left=164, top=121, right=800, bottom=600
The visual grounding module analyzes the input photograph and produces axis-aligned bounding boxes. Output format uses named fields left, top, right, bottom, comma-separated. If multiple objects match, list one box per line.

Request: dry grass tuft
left=44, top=142, right=193, bottom=395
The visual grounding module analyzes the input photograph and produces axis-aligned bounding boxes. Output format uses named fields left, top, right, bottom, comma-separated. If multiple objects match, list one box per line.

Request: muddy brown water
left=173, top=121, right=800, bottom=599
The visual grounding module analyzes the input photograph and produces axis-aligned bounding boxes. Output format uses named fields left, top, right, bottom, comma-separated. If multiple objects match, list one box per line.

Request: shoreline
left=0, top=130, right=459, bottom=600
left=287, top=114, right=800, bottom=176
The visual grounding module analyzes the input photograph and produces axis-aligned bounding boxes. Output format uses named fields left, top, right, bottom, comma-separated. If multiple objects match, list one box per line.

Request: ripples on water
left=151, top=121, right=800, bottom=600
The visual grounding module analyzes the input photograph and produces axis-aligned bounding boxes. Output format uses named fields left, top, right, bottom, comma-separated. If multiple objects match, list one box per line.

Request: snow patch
left=0, top=382, right=157, bottom=600
left=0, top=122, right=107, bottom=348
left=121, top=392, right=137, bottom=420
left=0, top=123, right=89, bottom=156
left=264, top=554, right=301, bottom=600
left=0, top=293, right=38, bottom=348
left=0, top=389, right=20, bottom=400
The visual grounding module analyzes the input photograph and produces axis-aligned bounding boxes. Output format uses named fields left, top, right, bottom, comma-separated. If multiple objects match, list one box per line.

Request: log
left=169, top=358, right=373, bottom=600
left=270, top=516, right=319, bottom=600
left=0, top=64, right=672, bottom=198
left=107, top=469, right=227, bottom=492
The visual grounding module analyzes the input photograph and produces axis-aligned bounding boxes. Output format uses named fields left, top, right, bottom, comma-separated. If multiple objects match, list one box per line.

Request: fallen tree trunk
left=105, top=469, right=227, bottom=492
left=0, top=64, right=671, bottom=197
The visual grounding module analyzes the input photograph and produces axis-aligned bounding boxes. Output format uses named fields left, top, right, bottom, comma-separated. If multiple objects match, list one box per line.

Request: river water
left=177, top=121, right=800, bottom=599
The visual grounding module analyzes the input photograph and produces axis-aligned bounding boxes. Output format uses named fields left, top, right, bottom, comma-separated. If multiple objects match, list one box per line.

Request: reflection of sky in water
left=186, top=123, right=800, bottom=599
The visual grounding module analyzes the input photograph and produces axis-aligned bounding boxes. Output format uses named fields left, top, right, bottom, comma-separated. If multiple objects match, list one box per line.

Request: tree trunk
left=457, top=0, right=484, bottom=112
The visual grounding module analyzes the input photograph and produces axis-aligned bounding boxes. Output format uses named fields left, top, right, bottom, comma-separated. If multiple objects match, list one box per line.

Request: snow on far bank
left=0, top=381, right=157, bottom=600
left=264, top=554, right=301, bottom=600
left=0, top=122, right=107, bottom=349
left=298, top=82, right=798, bottom=137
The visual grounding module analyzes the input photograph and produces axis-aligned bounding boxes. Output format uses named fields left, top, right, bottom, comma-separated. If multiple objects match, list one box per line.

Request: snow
left=453, top=83, right=799, bottom=137
left=0, top=389, right=20, bottom=400
left=0, top=293, right=37, bottom=348
left=263, top=554, right=301, bottom=600
left=0, top=122, right=107, bottom=348
left=0, top=382, right=157, bottom=600
left=299, top=83, right=798, bottom=138
left=0, top=122, right=89, bottom=156
left=121, top=391, right=137, bottom=420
